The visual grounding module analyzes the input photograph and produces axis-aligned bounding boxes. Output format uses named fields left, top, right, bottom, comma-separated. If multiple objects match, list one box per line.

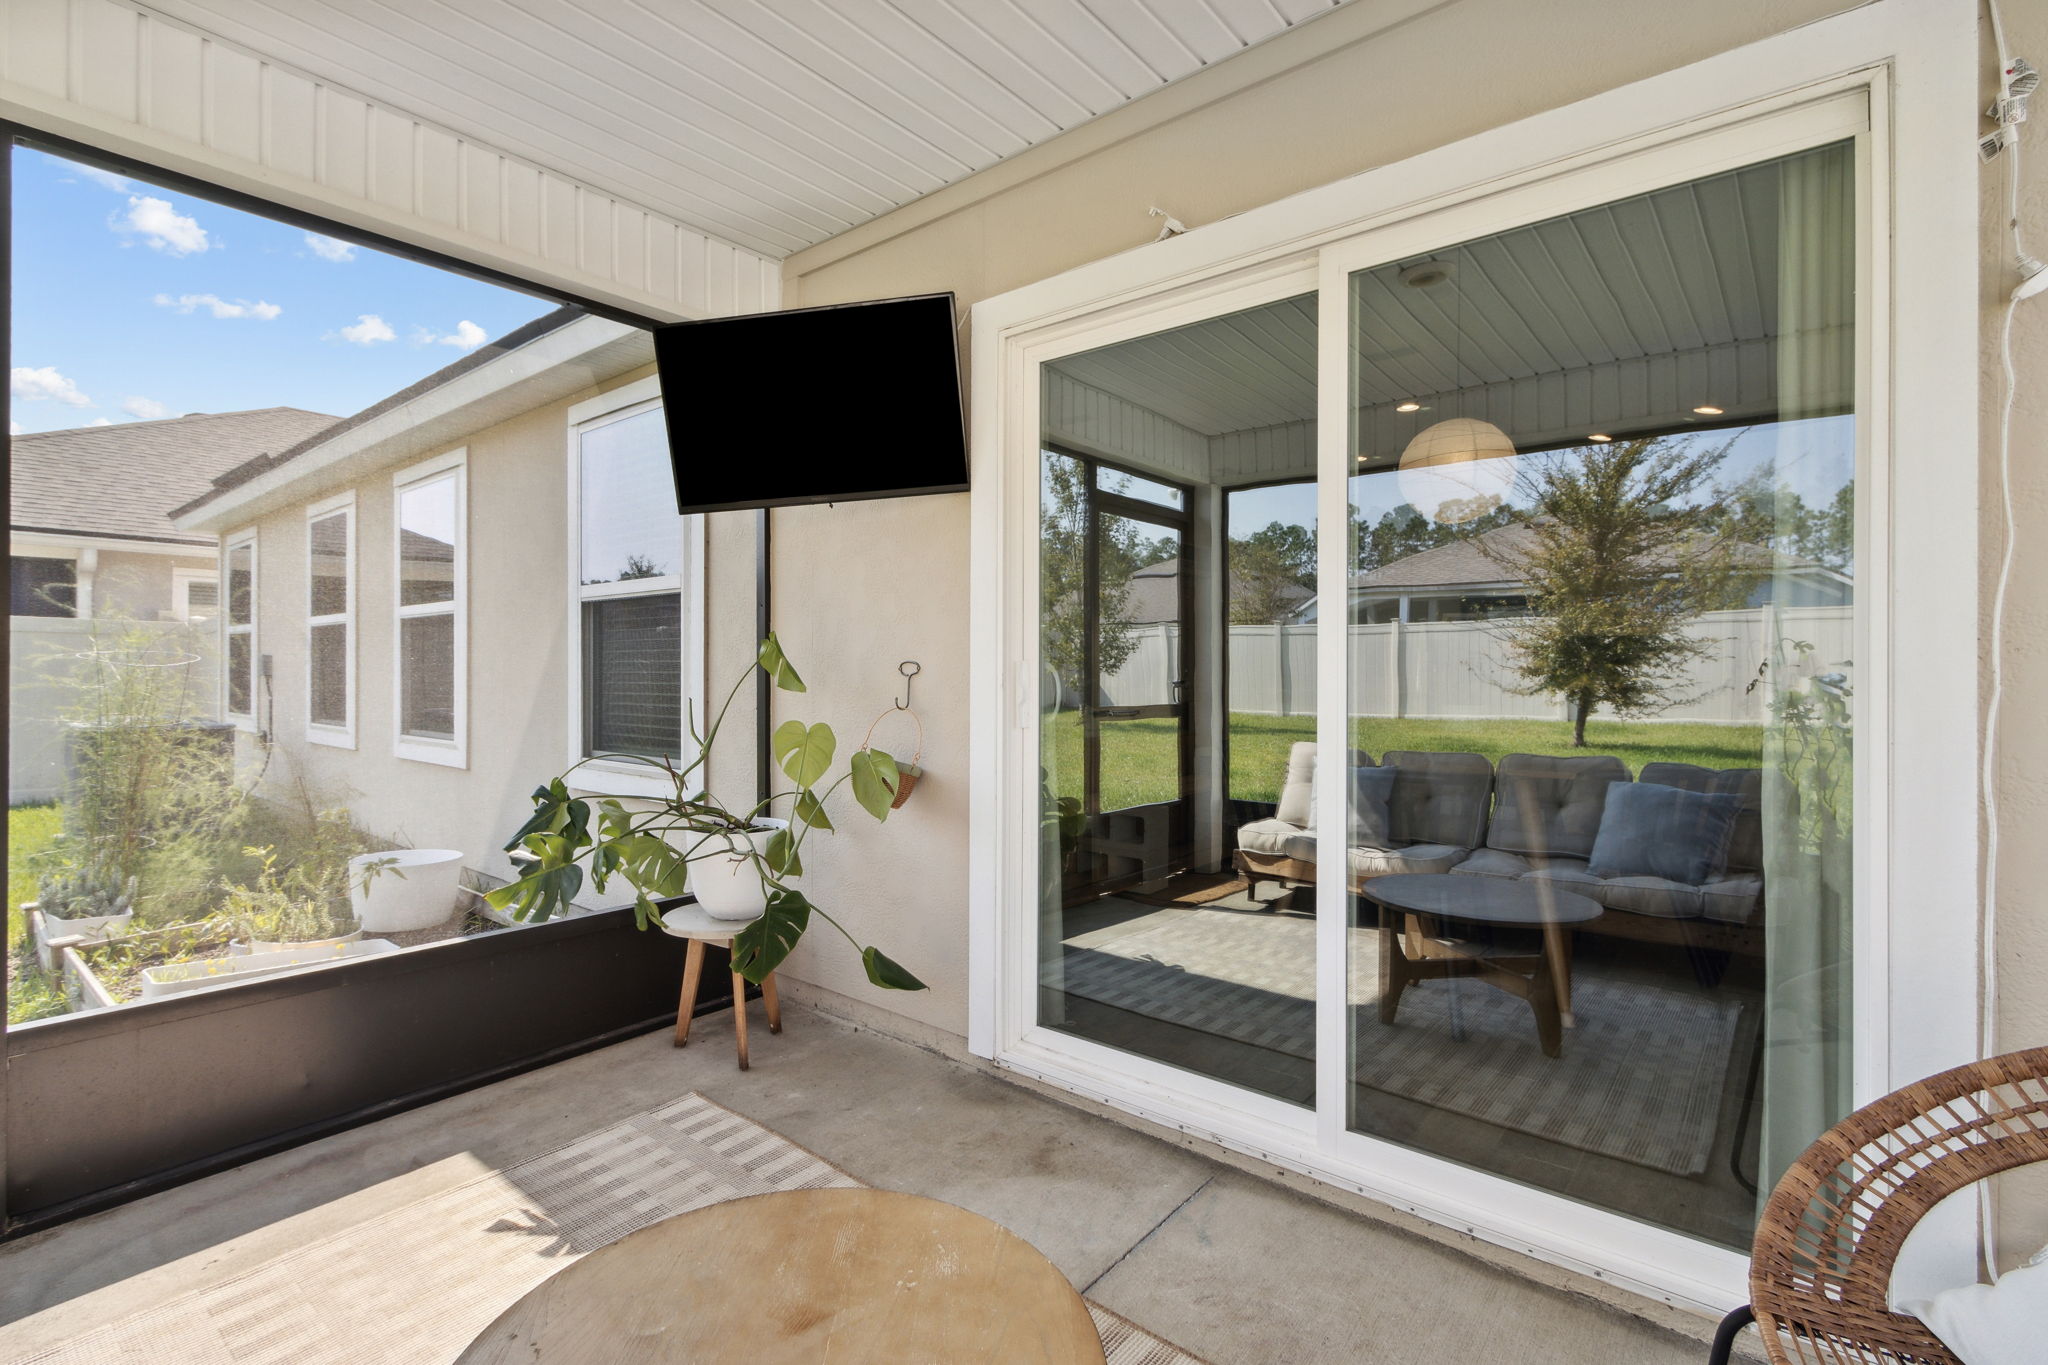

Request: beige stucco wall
left=236, top=365, right=760, bottom=890
left=772, top=0, right=1868, bottom=1036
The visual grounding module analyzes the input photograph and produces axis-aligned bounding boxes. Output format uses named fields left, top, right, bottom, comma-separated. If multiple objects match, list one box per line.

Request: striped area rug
left=11, top=1095, right=1202, bottom=1365
left=1056, top=904, right=1742, bottom=1176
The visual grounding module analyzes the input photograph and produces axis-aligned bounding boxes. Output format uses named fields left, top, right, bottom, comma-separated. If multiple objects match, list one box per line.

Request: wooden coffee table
left=457, top=1188, right=1107, bottom=1364
left=1361, top=872, right=1601, bottom=1058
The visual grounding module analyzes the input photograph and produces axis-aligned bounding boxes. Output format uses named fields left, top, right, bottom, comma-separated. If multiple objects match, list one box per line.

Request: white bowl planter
left=690, top=820, right=786, bottom=921
left=140, top=938, right=400, bottom=999
left=350, top=849, right=466, bottom=933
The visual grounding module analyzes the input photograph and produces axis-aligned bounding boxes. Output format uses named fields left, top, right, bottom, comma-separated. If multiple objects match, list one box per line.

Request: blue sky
left=9, top=148, right=555, bottom=435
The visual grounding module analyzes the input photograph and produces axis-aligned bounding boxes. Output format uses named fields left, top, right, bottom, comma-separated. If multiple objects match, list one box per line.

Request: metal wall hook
left=895, top=660, right=921, bottom=710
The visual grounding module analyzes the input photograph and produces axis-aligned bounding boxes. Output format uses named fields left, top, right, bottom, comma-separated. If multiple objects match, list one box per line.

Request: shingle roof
left=1120, top=555, right=1312, bottom=624
left=1352, top=522, right=1801, bottom=592
left=10, top=407, right=341, bottom=545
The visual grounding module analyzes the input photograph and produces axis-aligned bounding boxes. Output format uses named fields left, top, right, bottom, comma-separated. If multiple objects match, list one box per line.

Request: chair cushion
left=1348, top=843, right=1467, bottom=880
left=1236, top=818, right=1317, bottom=863
left=1450, top=847, right=1535, bottom=880
left=1382, top=751, right=1494, bottom=850
left=1899, top=1241, right=2048, bottom=1365
left=1487, top=753, right=1629, bottom=858
left=1588, top=781, right=1744, bottom=885
left=1273, top=742, right=1318, bottom=828
left=1348, top=765, right=1397, bottom=846
left=1638, top=762, right=1767, bottom=872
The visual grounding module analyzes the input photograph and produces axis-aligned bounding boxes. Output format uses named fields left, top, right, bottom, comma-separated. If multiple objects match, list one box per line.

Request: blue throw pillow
left=1348, top=766, right=1397, bottom=848
left=1588, top=781, right=1744, bottom=885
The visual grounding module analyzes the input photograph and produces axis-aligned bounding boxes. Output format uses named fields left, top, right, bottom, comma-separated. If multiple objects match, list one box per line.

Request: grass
left=7, top=802, right=69, bottom=1024
left=1046, top=711, right=1766, bottom=809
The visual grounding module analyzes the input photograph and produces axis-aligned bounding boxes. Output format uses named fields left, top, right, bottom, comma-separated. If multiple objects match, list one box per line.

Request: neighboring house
left=1320, top=521, right=1853, bottom=623
left=8, top=407, right=337, bottom=801
left=168, top=307, right=755, bottom=906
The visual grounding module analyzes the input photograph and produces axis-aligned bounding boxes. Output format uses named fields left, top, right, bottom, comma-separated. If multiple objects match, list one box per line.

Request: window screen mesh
left=310, top=622, right=348, bottom=728
left=585, top=594, right=680, bottom=758
left=400, top=614, right=456, bottom=739
left=227, top=632, right=252, bottom=714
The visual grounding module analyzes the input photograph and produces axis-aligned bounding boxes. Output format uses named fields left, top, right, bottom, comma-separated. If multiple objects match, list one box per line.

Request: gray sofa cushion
left=1451, top=847, right=1583, bottom=881
left=1525, top=864, right=1764, bottom=923
left=1236, top=818, right=1318, bottom=863
left=1487, top=753, right=1629, bottom=858
left=1382, top=750, right=1493, bottom=850
left=1348, top=765, right=1397, bottom=846
left=1587, top=781, right=1743, bottom=885
left=1348, top=843, right=1467, bottom=880
left=1637, top=762, right=1767, bottom=872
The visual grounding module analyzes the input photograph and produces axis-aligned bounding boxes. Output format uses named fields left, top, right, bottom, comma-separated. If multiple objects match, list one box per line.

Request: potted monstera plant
left=486, top=635, right=925, bottom=993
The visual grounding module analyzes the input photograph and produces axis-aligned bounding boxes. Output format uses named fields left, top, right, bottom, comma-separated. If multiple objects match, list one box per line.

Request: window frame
left=391, top=448, right=467, bottom=768
left=170, top=565, right=220, bottom=625
left=222, top=528, right=258, bottom=731
left=8, top=549, right=79, bottom=619
left=305, top=489, right=357, bottom=750
left=563, top=376, right=705, bottom=800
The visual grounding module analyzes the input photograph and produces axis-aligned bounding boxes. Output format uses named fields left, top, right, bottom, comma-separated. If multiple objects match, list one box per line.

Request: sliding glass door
left=1021, top=123, right=1865, bottom=1261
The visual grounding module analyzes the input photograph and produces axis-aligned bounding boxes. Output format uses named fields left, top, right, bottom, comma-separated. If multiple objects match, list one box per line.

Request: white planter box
left=139, top=938, right=400, bottom=1000
left=29, top=901, right=134, bottom=971
left=350, top=849, right=466, bottom=933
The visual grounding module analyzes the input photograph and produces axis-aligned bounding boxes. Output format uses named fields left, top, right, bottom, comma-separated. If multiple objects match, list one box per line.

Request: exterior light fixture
left=1396, top=401, right=1422, bottom=413
left=1398, top=417, right=1517, bottom=523
left=1588, top=433, right=1612, bottom=443
left=1692, top=404, right=1724, bottom=415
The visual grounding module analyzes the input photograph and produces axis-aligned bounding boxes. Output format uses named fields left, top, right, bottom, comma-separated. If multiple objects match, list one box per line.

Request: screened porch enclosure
left=1033, top=140, right=1857, bottom=1252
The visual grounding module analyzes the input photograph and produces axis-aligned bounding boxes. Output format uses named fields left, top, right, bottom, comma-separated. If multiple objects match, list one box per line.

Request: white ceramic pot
left=350, top=849, right=466, bottom=933
left=690, top=820, right=786, bottom=921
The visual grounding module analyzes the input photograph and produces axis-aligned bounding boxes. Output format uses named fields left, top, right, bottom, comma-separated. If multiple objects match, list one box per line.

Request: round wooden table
left=1361, top=872, right=1602, bottom=1058
left=457, top=1188, right=1107, bottom=1365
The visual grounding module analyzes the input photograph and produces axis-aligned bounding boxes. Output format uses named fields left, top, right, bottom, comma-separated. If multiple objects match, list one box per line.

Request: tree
left=1039, top=454, right=1147, bottom=699
left=1712, top=460, right=1854, bottom=575
left=1489, top=436, right=1741, bottom=746
left=1352, top=499, right=1518, bottom=575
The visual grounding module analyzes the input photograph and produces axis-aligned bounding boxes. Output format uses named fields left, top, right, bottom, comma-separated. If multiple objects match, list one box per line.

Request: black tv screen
left=653, top=292, right=968, bottom=514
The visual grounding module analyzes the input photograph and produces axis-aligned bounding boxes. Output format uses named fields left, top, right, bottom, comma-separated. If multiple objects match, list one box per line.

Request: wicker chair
left=1709, top=1044, right=2048, bottom=1364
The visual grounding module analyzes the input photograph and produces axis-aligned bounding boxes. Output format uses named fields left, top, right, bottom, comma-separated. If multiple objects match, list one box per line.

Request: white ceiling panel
left=136, top=0, right=1352, bottom=258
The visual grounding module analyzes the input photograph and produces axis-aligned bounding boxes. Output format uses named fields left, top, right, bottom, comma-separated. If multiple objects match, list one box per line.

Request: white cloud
left=112, top=195, right=211, bottom=255
left=153, top=292, right=281, bottom=321
left=87, top=417, right=114, bottom=427
left=122, top=396, right=174, bottom=421
left=65, top=161, right=131, bottom=192
left=337, top=314, right=396, bottom=345
left=11, top=366, right=91, bottom=407
left=441, top=319, right=488, bottom=348
left=304, top=233, right=357, bottom=263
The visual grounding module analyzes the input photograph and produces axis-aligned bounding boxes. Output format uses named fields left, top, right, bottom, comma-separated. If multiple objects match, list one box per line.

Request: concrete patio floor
left=0, top=995, right=1743, bottom=1363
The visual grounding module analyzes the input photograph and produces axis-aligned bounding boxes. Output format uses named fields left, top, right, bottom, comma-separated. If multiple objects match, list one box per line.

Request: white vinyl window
left=306, top=490, right=356, bottom=748
left=172, top=567, right=220, bottom=625
left=223, top=530, right=257, bottom=729
left=392, top=450, right=466, bottom=767
left=564, top=377, right=703, bottom=798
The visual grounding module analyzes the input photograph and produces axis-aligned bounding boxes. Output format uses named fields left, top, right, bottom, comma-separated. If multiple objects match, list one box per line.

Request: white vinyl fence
left=1098, top=606, right=1852, bottom=725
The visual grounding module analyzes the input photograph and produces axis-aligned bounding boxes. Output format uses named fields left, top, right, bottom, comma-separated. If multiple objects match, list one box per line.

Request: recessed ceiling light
left=1588, top=434, right=1612, bottom=443
left=1692, top=404, right=1724, bottom=416
left=1396, top=402, right=1421, bottom=413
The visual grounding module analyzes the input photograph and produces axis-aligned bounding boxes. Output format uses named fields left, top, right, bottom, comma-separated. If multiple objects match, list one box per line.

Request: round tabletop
left=457, top=1188, right=1107, bottom=1365
left=658, top=903, right=762, bottom=940
left=1362, top=872, right=1601, bottom=926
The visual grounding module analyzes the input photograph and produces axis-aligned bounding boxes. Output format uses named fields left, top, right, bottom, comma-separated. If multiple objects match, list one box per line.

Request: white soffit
left=132, top=0, right=1353, bottom=259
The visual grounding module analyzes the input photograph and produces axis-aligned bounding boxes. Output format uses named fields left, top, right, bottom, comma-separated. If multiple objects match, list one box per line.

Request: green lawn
left=1046, top=711, right=1766, bottom=809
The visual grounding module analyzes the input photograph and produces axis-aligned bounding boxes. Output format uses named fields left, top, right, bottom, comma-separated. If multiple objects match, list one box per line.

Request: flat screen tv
left=653, top=292, right=968, bottom=514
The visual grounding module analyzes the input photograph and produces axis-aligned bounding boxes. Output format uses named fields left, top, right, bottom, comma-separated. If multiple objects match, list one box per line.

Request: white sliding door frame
left=969, top=0, right=1976, bottom=1315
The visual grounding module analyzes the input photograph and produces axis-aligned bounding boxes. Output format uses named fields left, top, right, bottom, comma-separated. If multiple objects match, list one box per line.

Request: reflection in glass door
left=1340, top=141, right=1857, bottom=1250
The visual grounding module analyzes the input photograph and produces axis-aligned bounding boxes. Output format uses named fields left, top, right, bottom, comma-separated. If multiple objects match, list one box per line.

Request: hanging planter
left=860, top=705, right=924, bottom=810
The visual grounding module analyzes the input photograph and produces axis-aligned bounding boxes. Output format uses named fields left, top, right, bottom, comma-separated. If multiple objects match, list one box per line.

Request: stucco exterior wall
left=772, top=0, right=1867, bottom=1036
left=235, top=364, right=759, bottom=893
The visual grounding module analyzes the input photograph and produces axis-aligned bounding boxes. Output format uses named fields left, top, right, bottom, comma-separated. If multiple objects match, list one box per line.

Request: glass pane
left=1226, top=482, right=1317, bottom=823
left=227, top=542, right=253, bottom=625
left=399, top=478, right=457, bottom=607
left=309, top=622, right=348, bottom=728
left=581, top=408, right=679, bottom=585
left=400, top=613, right=456, bottom=739
left=9, top=556, right=76, bottom=617
left=1037, top=292, right=1318, bottom=1106
left=584, top=594, right=682, bottom=758
left=309, top=511, right=348, bottom=616
left=227, top=631, right=252, bottom=715
left=1344, top=142, right=1855, bottom=1250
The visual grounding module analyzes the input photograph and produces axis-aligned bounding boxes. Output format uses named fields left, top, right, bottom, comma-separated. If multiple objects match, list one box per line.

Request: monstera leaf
left=485, top=834, right=586, bottom=923
left=849, top=748, right=901, bottom=822
left=794, top=789, right=834, bottom=832
left=772, top=720, right=836, bottom=788
left=730, top=888, right=812, bottom=983
left=861, top=947, right=926, bottom=992
left=757, top=633, right=806, bottom=693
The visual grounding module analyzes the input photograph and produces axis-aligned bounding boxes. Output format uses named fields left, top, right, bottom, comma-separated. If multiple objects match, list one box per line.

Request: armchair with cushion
left=1232, top=742, right=1364, bottom=897
left=1345, top=749, right=1494, bottom=886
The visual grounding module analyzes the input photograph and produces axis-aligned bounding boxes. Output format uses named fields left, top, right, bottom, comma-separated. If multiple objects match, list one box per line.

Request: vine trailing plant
left=487, top=636, right=926, bottom=992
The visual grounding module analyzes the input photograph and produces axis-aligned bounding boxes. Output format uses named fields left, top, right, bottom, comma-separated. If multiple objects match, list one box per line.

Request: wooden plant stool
left=659, top=903, right=780, bottom=1070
